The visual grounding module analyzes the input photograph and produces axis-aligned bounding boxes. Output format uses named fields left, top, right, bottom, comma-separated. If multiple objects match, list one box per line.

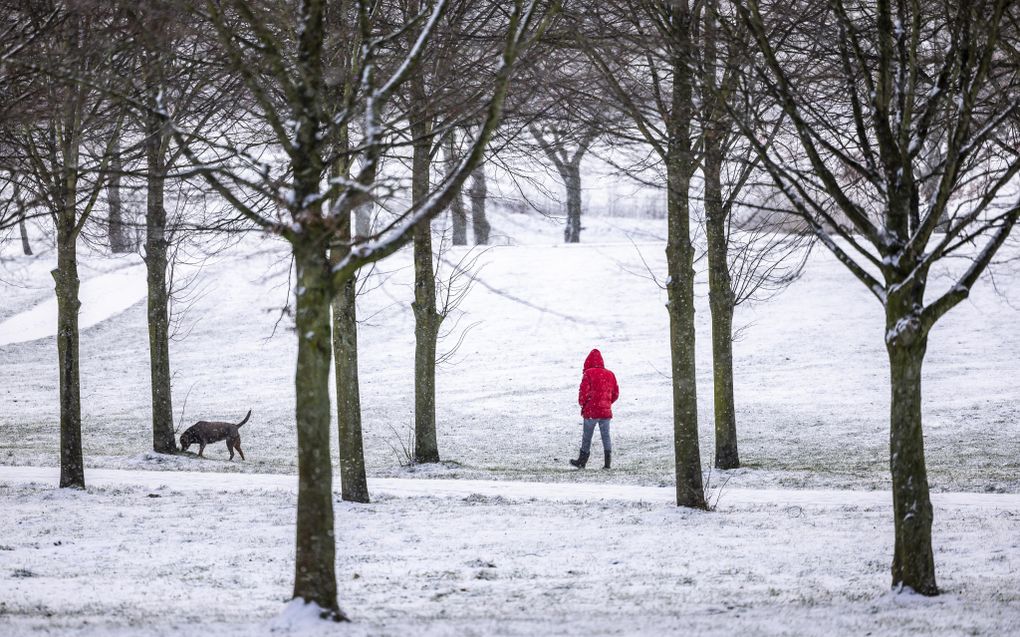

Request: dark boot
left=570, top=451, right=590, bottom=469
left=603, top=450, right=611, bottom=470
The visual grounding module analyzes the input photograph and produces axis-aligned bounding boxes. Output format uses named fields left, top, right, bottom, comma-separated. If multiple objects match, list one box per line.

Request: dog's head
left=179, top=430, right=195, bottom=452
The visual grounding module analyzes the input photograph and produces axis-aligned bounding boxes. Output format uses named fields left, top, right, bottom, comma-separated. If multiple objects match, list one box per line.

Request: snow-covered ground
left=1, top=210, right=1018, bottom=492
left=0, top=261, right=147, bottom=346
left=1, top=466, right=1018, bottom=636
left=2, top=209, right=1020, bottom=634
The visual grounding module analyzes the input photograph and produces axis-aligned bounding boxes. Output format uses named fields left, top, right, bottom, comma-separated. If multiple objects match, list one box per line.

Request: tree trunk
left=292, top=247, right=345, bottom=618
left=446, top=133, right=468, bottom=246
left=327, top=113, right=370, bottom=502
left=563, top=164, right=582, bottom=243
left=886, top=302, right=937, bottom=595
left=702, top=8, right=739, bottom=468
left=354, top=202, right=372, bottom=239
left=469, top=164, right=490, bottom=245
left=450, top=192, right=468, bottom=246
left=15, top=181, right=32, bottom=256
left=107, top=137, right=132, bottom=254
left=411, top=125, right=442, bottom=464
left=666, top=159, right=705, bottom=508
left=54, top=202, right=84, bottom=489
left=145, top=108, right=176, bottom=454
left=705, top=177, right=738, bottom=469
left=413, top=295, right=441, bottom=463
left=707, top=267, right=739, bottom=470
left=330, top=250, right=369, bottom=502
left=19, top=211, right=32, bottom=256
left=666, top=5, right=706, bottom=509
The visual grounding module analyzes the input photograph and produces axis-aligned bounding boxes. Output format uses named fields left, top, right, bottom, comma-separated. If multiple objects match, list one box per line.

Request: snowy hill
left=1, top=209, right=1019, bottom=492
left=3, top=209, right=1020, bottom=636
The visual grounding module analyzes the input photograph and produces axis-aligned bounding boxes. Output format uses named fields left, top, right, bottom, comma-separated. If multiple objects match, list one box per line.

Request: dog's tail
left=237, top=409, right=252, bottom=428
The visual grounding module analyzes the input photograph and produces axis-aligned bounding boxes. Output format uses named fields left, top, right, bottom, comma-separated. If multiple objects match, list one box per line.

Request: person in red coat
left=571, top=348, right=619, bottom=469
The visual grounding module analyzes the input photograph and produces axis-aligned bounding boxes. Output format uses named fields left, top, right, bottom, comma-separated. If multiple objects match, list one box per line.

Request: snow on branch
left=330, top=0, right=558, bottom=284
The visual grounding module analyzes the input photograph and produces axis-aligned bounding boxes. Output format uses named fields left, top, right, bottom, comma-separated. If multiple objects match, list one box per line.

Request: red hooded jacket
left=578, top=349, right=619, bottom=419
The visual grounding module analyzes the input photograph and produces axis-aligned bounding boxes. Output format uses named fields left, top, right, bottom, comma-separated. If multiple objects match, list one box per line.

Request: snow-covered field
left=2, top=209, right=1019, bottom=635
left=2, top=210, right=1018, bottom=492
left=2, top=466, right=1019, bottom=636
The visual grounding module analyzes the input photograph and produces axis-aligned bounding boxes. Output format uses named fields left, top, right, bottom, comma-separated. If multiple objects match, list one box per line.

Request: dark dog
left=180, top=409, right=251, bottom=460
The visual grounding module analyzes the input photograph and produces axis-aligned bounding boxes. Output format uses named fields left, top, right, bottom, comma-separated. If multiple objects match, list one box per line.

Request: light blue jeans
left=580, top=418, right=612, bottom=454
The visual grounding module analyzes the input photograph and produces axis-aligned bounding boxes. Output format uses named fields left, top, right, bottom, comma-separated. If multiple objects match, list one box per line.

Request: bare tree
left=169, top=0, right=556, bottom=617
left=530, top=121, right=598, bottom=242
left=578, top=0, right=707, bottom=508
left=323, top=2, right=369, bottom=503
left=407, top=39, right=443, bottom=462
left=732, top=0, right=1020, bottom=594
left=700, top=0, right=739, bottom=469
left=0, top=2, right=124, bottom=490
left=402, top=0, right=535, bottom=463
left=525, top=43, right=607, bottom=243
left=696, top=0, right=809, bottom=470
left=106, top=0, right=241, bottom=455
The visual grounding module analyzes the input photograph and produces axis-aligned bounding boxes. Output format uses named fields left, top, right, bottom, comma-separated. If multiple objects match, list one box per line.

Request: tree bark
left=469, top=163, right=490, bottom=245
left=15, top=181, right=32, bottom=256
left=107, top=136, right=132, bottom=254
left=287, top=6, right=346, bottom=612
left=292, top=246, right=344, bottom=617
left=19, top=212, right=33, bottom=256
left=330, top=244, right=369, bottom=502
left=563, top=163, right=582, bottom=243
left=707, top=257, right=739, bottom=470
left=144, top=104, right=177, bottom=454
left=666, top=4, right=706, bottom=509
left=886, top=296, right=937, bottom=594
left=703, top=0, right=739, bottom=470
left=54, top=164, right=84, bottom=489
left=354, top=202, right=372, bottom=239
left=704, top=144, right=738, bottom=469
left=446, top=132, right=468, bottom=246
left=411, top=120, right=442, bottom=464
left=666, top=159, right=705, bottom=508
left=325, top=108, right=370, bottom=502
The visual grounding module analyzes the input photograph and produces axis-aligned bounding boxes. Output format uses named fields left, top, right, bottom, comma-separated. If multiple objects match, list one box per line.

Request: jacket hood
left=583, top=349, right=604, bottom=370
